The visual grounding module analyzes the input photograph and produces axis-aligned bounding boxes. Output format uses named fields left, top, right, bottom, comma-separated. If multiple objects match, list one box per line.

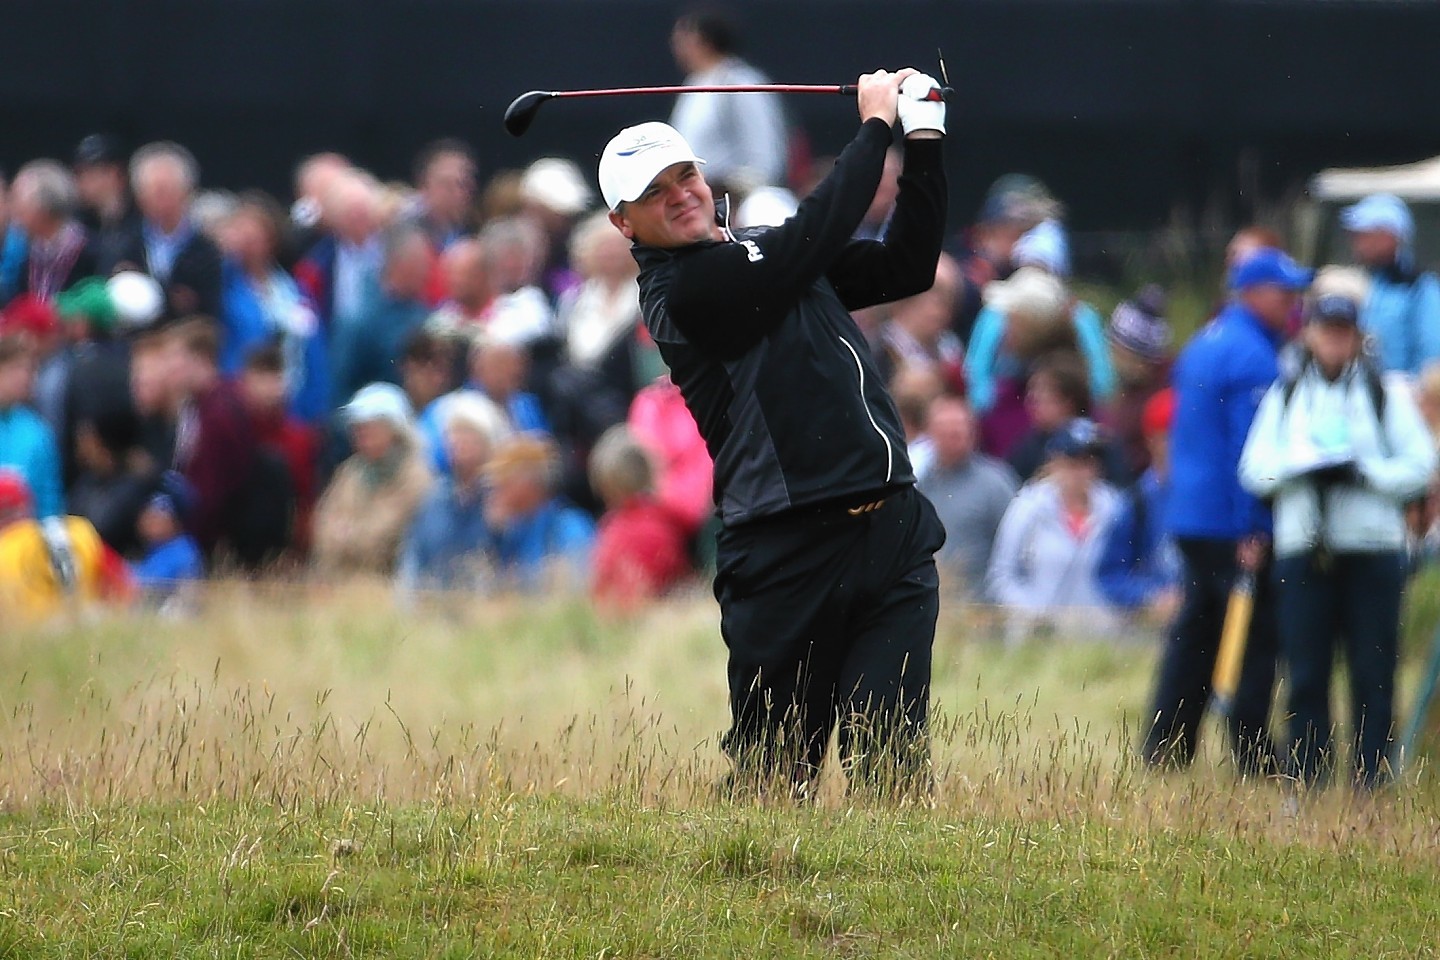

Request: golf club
left=504, top=83, right=953, bottom=137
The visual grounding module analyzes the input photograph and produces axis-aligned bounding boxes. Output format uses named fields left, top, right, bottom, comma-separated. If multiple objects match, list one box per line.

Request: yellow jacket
left=0, top=517, right=116, bottom=624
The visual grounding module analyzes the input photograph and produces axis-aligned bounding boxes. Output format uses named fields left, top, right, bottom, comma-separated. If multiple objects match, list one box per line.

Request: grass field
left=3, top=581, right=1440, bottom=957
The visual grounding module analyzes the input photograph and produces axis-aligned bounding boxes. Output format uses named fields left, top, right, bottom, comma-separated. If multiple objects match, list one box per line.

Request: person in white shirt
left=986, top=417, right=1123, bottom=646
left=668, top=6, right=788, bottom=196
left=1240, top=292, right=1436, bottom=789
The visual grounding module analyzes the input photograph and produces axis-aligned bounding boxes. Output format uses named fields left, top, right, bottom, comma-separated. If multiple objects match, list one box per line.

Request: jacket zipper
left=838, top=335, right=894, bottom=483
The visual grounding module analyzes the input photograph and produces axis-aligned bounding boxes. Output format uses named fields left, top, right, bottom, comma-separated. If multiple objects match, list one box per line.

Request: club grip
left=836, top=84, right=954, bottom=99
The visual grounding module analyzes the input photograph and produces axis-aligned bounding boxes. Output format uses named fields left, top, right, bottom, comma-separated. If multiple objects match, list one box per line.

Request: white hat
left=597, top=122, right=705, bottom=212
left=343, top=382, right=413, bottom=430
left=1341, top=193, right=1414, bottom=244
left=983, top=267, right=1069, bottom=326
left=522, top=158, right=594, bottom=216
left=106, top=271, right=164, bottom=328
left=440, top=391, right=512, bottom=446
left=1012, top=219, right=1071, bottom=278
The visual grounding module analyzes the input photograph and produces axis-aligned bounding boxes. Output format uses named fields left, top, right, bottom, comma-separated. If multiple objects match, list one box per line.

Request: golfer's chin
left=669, top=208, right=714, bottom=243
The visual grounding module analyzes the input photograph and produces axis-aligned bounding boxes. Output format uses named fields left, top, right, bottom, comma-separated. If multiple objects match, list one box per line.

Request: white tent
left=1309, top=156, right=1440, bottom=202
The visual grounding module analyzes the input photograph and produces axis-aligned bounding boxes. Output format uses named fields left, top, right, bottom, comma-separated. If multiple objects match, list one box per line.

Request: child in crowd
left=133, top=481, right=204, bottom=606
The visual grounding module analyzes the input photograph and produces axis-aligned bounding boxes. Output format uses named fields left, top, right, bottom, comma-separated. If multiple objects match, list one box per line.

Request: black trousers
left=1142, top=537, right=1280, bottom=775
left=713, top=486, right=946, bottom=794
left=1274, top=550, right=1405, bottom=789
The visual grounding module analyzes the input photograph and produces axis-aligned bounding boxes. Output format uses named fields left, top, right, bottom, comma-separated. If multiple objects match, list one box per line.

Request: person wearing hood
left=1240, top=291, right=1435, bottom=789
left=963, top=220, right=1116, bottom=453
left=312, top=383, right=433, bottom=576
left=985, top=417, right=1123, bottom=646
left=1342, top=193, right=1440, bottom=378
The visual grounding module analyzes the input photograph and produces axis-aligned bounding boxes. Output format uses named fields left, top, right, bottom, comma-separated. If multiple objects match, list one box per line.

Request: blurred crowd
left=3, top=8, right=1440, bottom=664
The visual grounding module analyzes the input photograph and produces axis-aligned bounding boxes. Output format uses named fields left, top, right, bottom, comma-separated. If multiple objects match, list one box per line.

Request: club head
left=503, top=90, right=554, bottom=137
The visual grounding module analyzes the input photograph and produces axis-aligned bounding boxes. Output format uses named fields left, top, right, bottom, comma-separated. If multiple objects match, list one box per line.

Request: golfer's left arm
left=826, top=134, right=946, bottom=310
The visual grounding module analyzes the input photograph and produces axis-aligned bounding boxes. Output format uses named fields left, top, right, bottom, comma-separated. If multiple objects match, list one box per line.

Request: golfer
left=598, top=68, right=948, bottom=797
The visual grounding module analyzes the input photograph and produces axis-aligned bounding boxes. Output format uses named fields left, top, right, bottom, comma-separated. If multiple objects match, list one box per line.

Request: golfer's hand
left=897, top=71, right=946, bottom=140
left=1236, top=535, right=1268, bottom=573
left=856, top=69, right=907, bottom=128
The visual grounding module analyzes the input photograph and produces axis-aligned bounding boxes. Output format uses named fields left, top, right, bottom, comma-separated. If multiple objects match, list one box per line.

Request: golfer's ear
left=608, top=209, right=634, bottom=240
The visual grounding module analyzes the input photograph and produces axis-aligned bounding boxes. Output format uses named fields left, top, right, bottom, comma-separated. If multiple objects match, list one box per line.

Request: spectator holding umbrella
left=1240, top=290, right=1435, bottom=789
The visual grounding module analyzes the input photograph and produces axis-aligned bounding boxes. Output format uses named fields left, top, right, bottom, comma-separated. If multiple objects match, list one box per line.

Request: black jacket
left=110, top=221, right=223, bottom=321
left=634, top=118, right=946, bottom=525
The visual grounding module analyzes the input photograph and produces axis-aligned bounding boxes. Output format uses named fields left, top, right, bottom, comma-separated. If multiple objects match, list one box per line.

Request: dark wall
left=2, top=0, right=1438, bottom=231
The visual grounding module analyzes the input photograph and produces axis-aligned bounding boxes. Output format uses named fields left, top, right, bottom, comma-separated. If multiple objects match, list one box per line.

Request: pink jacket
left=628, top=378, right=714, bottom=532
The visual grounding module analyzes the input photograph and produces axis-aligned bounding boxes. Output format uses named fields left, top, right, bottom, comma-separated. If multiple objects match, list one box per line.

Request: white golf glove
left=897, top=73, right=946, bottom=137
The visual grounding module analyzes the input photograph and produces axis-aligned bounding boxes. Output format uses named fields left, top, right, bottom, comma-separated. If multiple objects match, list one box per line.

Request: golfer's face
left=618, top=162, right=717, bottom=248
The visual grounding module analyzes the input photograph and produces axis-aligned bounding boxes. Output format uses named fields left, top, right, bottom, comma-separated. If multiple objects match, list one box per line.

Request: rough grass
left=2, top=580, right=1440, bottom=957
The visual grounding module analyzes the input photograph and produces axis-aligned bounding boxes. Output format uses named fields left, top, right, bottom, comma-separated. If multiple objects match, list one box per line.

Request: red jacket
left=591, top=496, right=691, bottom=608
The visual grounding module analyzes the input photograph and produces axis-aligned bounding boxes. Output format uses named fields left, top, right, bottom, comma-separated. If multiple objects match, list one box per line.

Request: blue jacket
left=0, top=225, right=27, bottom=303
left=1165, top=302, right=1279, bottom=540
left=0, top=404, right=63, bottom=518
left=1097, top=469, right=1182, bottom=609
left=220, top=260, right=330, bottom=423
left=490, top=498, right=594, bottom=592
left=963, top=300, right=1117, bottom=414
left=135, top=535, right=205, bottom=587
left=396, top=477, right=491, bottom=590
left=1360, top=265, right=1440, bottom=377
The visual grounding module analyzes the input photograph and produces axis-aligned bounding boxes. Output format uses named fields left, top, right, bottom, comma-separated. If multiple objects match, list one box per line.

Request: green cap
left=54, top=278, right=117, bottom=331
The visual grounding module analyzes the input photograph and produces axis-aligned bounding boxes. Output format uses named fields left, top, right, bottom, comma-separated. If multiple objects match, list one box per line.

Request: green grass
left=2, top=582, right=1440, bottom=957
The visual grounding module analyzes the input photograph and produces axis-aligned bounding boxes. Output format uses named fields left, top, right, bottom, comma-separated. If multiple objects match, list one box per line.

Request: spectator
left=1, top=295, right=65, bottom=434
left=398, top=392, right=510, bottom=593
left=965, top=267, right=1113, bottom=458
left=409, top=139, right=477, bottom=252
left=557, top=212, right=643, bottom=377
left=1143, top=247, right=1312, bottom=775
left=113, top=142, right=223, bottom=320
left=1240, top=292, right=1435, bottom=789
left=312, top=383, right=432, bottom=576
left=73, top=134, right=137, bottom=274
left=1099, top=286, right=1172, bottom=479
left=627, top=375, right=714, bottom=537
left=854, top=148, right=902, bottom=241
left=293, top=170, right=384, bottom=335
left=329, top=222, right=434, bottom=405
left=588, top=424, right=691, bottom=608
left=481, top=434, right=594, bottom=592
left=239, top=344, right=320, bottom=555
left=520, top=157, right=593, bottom=300
left=669, top=5, right=788, bottom=195
left=986, top=417, right=1123, bottom=646
left=0, top=334, right=63, bottom=517
left=477, top=217, right=554, bottom=346
left=425, top=238, right=493, bottom=340
left=166, top=319, right=258, bottom=558
left=68, top=411, right=155, bottom=557
left=288, top=152, right=351, bottom=260
left=889, top=365, right=945, bottom=480
left=1007, top=351, right=1126, bottom=485
left=132, top=484, right=204, bottom=603
left=878, top=253, right=965, bottom=393
left=1342, top=193, right=1440, bottom=377
left=1097, top=388, right=1183, bottom=623
left=467, top=331, right=549, bottom=435
left=916, top=394, right=1019, bottom=599
left=10, top=161, right=96, bottom=302
left=219, top=191, right=327, bottom=422
left=127, top=328, right=179, bottom=473
left=0, top=469, right=132, bottom=624
left=0, top=169, right=29, bottom=303
left=949, top=174, right=1060, bottom=342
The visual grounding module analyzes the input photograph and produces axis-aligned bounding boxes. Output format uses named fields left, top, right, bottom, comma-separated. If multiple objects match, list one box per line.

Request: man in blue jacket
left=1143, top=248, right=1311, bottom=776
left=1342, top=193, right=1440, bottom=377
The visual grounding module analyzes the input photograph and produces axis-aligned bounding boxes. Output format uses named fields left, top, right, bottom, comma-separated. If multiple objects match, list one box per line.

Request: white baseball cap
left=597, top=122, right=705, bottom=212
